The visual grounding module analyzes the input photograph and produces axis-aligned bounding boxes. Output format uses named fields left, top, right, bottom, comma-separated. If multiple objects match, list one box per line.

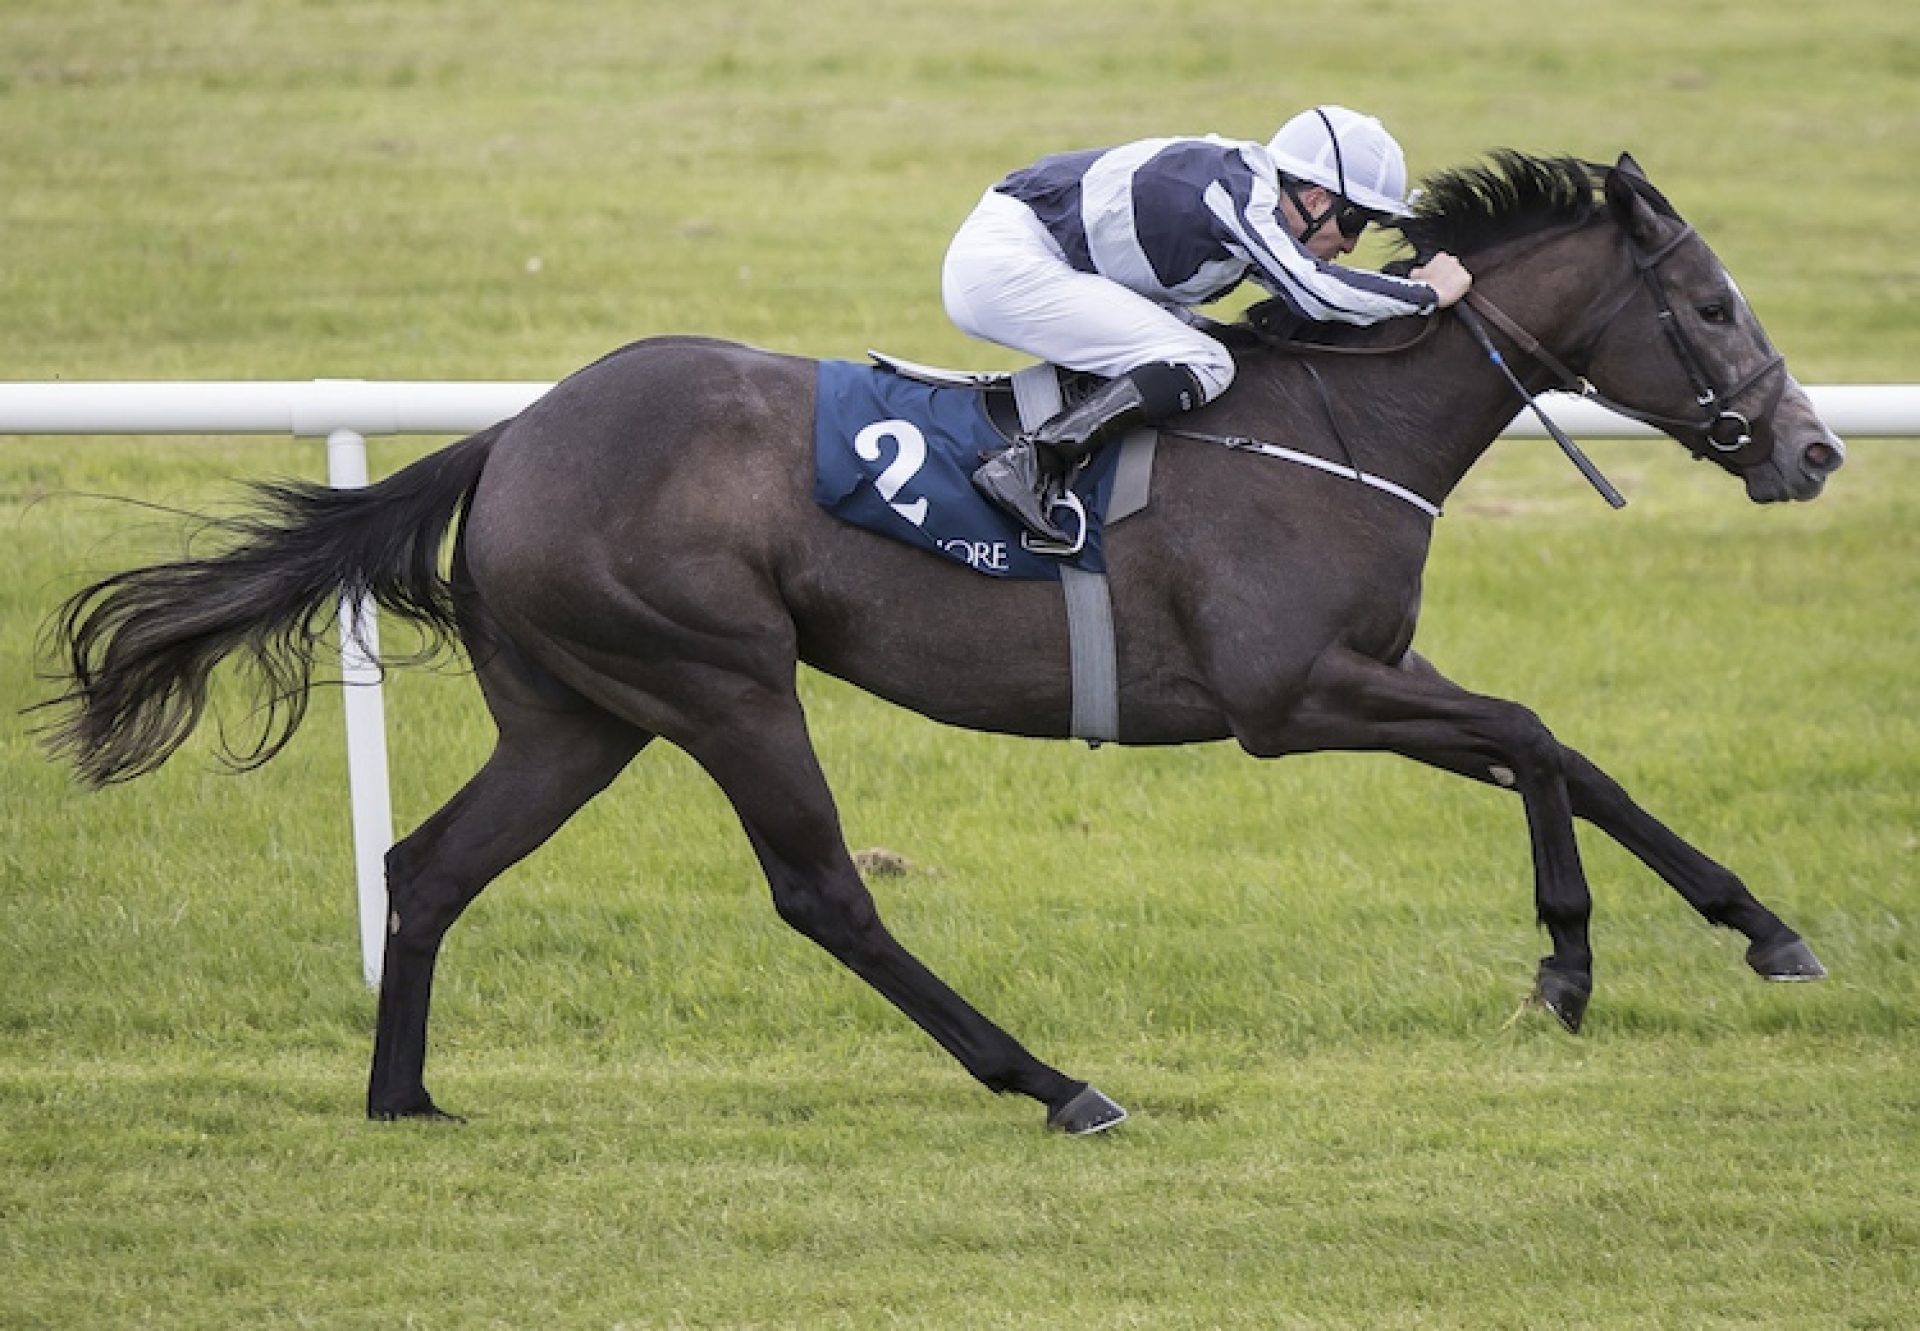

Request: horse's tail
left=37, top=424, right=503, bottom=787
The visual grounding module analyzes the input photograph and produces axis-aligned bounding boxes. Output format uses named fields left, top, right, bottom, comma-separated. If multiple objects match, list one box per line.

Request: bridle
left=1167, top=211, right=1791, bottom=518
left=1465, top=222, right=1788, bottom=474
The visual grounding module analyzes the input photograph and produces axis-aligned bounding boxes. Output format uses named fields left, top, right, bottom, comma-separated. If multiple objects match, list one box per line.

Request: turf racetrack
left=2, top=2, right=1914, bottom=1326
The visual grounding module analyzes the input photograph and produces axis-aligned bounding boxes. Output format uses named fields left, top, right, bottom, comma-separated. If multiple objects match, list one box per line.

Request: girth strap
left=1011, top=365, right=1120, bottom=745
left=1060, top=567, right=1118, bottom=744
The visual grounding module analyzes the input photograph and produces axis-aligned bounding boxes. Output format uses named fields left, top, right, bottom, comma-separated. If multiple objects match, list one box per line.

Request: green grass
left=5, top=1043, right=1914, bottom=1329
left=3, top=1, right=1918, bottom=1327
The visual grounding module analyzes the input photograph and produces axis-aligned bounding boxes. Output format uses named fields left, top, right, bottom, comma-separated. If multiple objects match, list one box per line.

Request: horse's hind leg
left=368, top=684, right=647, bottom=1120
left=681, top=686, right=1124, bottom=1134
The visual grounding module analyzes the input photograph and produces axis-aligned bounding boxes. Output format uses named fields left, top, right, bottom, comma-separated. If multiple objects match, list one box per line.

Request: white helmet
left=1266, top=105, right=1415, bottom=218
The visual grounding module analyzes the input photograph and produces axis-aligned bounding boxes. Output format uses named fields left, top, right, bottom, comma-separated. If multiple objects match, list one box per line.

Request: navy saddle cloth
left=812, top=359, right=1127, bottom=580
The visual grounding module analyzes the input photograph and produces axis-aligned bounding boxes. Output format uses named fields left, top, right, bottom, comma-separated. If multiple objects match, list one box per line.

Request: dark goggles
left=1334, top=199, right=1387, bottom=240
left=1300, top=105, right=1389, bottom=242
left=1284, top=177, right=1385, bottom=242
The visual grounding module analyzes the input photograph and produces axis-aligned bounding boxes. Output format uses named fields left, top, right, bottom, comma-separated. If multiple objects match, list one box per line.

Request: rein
left=1258, top=310, right=1446, bottom=360
left=1456, top=297, right=1628, bottom=508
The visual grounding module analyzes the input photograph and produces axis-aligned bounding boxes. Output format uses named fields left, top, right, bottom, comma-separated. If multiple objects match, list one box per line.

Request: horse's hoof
left=368, top=1099, right=467, bottom=1124
left=1534, top=964, right=1593, bottom=1035
left=1047, top=1084, right=1128, bottom=1136
left=1746, top=936, right=1828, bottom=982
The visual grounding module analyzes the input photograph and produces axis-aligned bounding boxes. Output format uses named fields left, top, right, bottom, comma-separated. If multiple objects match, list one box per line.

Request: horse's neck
left=1475, top=225, right=1631, bottom=389
left=1230, top=226, right=1627, bottom=508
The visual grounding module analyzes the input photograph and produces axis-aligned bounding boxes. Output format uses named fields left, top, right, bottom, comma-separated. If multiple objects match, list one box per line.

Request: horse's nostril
left=1802, top=440, right=1842, bottom=473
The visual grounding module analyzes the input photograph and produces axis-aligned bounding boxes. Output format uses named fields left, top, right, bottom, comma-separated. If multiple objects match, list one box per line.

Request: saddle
left=864, top=351, right=1103, bottom=438
left=811, top=354, right=1156, bottom=581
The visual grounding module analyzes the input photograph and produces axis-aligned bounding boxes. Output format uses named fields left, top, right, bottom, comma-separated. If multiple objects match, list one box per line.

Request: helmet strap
left=1283, top=179, right=1336, bottom=243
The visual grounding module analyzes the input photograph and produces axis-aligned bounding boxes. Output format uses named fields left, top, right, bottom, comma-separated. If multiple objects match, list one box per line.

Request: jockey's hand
left=1411, top=252, right=1473, bottom=308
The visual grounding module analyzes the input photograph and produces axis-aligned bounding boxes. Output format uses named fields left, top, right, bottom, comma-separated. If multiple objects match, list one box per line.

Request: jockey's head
left=1269, top=105, right=1416, bottom=258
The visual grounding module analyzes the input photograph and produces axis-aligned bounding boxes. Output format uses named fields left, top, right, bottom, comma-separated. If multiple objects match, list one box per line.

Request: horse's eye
left=1698, top=301, right=1732, bottom=325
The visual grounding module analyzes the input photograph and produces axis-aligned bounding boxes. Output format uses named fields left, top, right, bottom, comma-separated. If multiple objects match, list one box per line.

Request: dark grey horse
left=41, top=153, right=1844, bottom=1133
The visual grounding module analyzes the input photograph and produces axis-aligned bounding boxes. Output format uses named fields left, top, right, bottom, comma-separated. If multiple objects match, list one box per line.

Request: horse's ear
left=1605, top=155, right=1664, bottom=247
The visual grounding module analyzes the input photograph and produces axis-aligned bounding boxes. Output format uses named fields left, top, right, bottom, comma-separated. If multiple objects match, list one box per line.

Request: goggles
left=1283, top=178, right=1385, bottom=243
left=1335, top=199, right=1386, bottom=240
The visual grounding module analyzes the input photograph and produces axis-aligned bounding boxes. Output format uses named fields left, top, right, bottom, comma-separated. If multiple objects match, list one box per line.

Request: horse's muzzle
left=1748, top=379, right=1846, bottom=503
left=1747, top=433, right=1844, bottom=503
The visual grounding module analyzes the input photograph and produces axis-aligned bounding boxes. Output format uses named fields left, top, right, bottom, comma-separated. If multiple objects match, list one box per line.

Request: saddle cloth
left=812, top=358, right=1131, bottom=580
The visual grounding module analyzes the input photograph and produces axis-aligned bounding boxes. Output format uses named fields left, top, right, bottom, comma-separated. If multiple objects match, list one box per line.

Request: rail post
left=324, top=426, right=393, bottom=989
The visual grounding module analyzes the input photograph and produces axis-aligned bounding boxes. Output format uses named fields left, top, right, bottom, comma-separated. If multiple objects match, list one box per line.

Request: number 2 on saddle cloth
left=811, top=359, right=1128, bottom=580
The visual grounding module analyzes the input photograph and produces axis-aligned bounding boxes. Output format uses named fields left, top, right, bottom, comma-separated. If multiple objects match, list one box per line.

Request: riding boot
left=972, top=375, right=1155, bottom=546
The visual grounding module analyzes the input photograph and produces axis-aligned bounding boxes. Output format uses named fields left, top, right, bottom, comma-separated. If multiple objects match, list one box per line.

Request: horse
left=39, top=152, right=1846, bottom=1134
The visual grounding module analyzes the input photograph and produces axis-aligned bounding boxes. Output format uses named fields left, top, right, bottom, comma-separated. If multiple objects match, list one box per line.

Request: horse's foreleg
left=1557, top=748, right=1824, bottom=979
left=1390, top=653, right=1825, bottom=982
left=368, top=711, right=645, bottom=1120
left=1270, top=648, right=1597, bottom=1030
left=687, top=690, right=1123, bottom=1134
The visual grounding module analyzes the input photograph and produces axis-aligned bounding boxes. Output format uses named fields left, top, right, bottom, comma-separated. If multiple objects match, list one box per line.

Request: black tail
left=37, top=425, right=502, bottom=786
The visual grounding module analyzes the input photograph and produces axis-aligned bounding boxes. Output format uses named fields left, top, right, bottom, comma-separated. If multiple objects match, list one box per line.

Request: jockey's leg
left=971, top=363, right=1203, bottom=544
left=943, top=190, right=1236, bottom=543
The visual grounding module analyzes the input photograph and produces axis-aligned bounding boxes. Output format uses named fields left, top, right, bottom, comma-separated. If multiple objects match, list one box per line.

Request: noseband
left=1467, top=223, right=1788, bottom=474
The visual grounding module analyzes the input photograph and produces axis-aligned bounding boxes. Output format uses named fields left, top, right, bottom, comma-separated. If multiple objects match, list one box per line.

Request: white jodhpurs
left=941, top=189, right=1237, bottom=403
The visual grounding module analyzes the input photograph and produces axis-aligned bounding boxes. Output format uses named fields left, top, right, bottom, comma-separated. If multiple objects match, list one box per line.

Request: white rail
left=4, top=379, right=1915, bottom=988
left=2, top=381, right=1917, bottom=438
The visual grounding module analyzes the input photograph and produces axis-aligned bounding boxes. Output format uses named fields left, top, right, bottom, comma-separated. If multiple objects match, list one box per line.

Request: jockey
left=943, top=105, right=1473, bottom=545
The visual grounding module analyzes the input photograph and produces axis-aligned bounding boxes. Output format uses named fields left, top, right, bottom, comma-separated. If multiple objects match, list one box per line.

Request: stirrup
left=973, top=445, right=1074, bottom=548
left=1019, top=488, right=1088, bottom=557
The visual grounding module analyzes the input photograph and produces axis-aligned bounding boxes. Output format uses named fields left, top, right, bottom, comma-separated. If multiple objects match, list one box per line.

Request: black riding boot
left=973, top=373, right=1164, bottom=546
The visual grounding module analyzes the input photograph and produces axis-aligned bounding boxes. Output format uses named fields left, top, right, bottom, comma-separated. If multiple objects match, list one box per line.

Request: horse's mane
left=1390, top=149, right=1678, bottom=262
left=1229, top=150, right=1680, bottom=345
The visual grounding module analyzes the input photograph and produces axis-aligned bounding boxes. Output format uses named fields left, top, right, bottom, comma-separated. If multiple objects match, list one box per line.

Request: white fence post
left=324, top=427, right=394, bottom=989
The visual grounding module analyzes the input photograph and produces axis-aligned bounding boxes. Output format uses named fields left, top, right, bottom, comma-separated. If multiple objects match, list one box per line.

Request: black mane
left=1389, top=150, right=1677, bottom=263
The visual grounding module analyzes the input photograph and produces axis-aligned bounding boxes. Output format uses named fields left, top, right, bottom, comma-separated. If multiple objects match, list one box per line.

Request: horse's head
left=1395, top=152, right=1845, bottom=504
left=1583, top=155, right=1844, bottom=502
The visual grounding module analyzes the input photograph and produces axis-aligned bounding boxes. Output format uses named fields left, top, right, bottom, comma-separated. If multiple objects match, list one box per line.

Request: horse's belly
left=787, top=546, right=1230, bottom=743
